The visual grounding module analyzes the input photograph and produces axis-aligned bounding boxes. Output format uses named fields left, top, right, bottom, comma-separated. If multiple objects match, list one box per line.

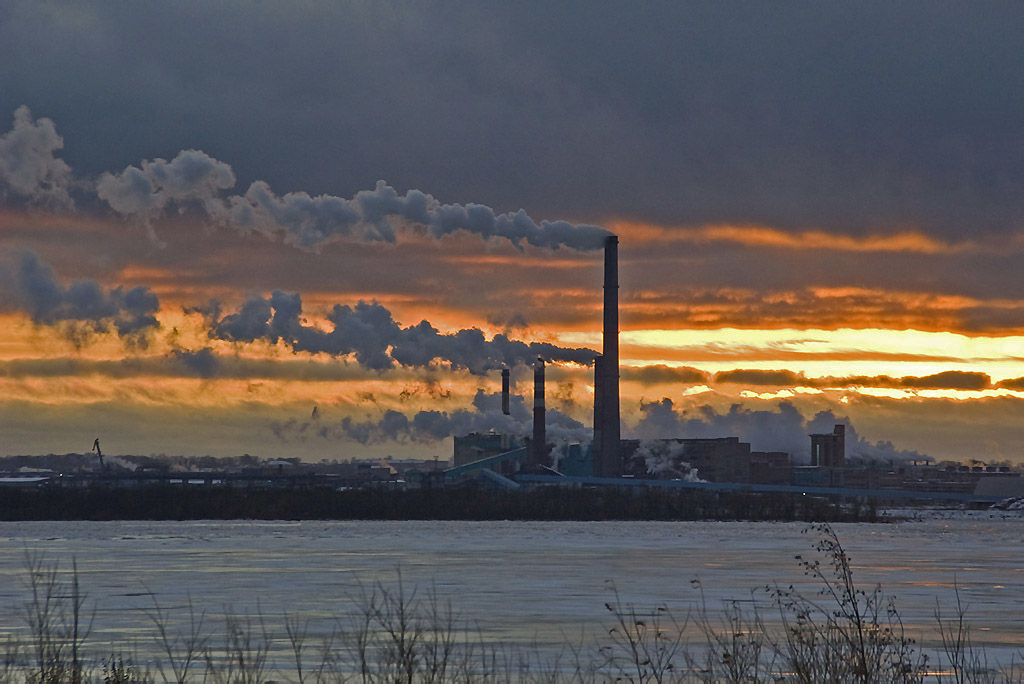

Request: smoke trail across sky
left=208, top=291, right=598, bottom=373
left=0, top=108, right=611, bottom=252
left=0, top=107, right=73, bottom=209
left=96, top=149, right=236, bottom=216
left=9, top=251, right=159, bottom=347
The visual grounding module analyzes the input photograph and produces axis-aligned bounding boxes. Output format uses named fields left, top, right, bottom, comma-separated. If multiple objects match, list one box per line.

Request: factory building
left=452, top=235, right=800, bottom=485
left=442, top=235, right=1020, bottom=503
left=453, top=433, right=525, bottom=475
left=620, top=438, right=791, bottom=483
left=452, top=235, right=815, bottom=488
left=810, top=424, right=846, bottom=468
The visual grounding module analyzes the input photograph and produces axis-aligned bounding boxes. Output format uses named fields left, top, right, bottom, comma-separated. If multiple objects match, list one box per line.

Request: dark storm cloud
left=631, top=399, right=927, bottom=464
left=714, top=369, right=805, bottom=387
left=209, top=291, right=598, bottom=373
left=0, top=353, right=428, bottom=384
left=485, top=312, right=530, bottom=333
left=621, top=364, right=709, bottom=385
left=3, top=2, right=1024, bottom=237
left=7, top=251, right=159, bottom=345
left=899, top=371, right=992, bottom=391
left=620, top=248, right=1024, bottom=333
left=171, top=348, right=219, bottom=378
left=713, top=368, right=994, bottom=391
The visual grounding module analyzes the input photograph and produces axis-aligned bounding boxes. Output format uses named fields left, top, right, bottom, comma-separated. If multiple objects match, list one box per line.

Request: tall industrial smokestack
left=532, top=357, right=546, bottom=468
left=592, top=354, right=604, bottom=464
left=594, top=235, right=621, bottom=477
left=501, top=368, right=510, bottom=415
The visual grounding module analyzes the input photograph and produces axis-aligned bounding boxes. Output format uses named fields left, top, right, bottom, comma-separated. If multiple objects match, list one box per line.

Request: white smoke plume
left=631, top=398, right=929, bottom=464
left=0, top=106, right=73, bottom=208
left=270, top=389, right=590, bottom=446
left=631, top=440, right=704, bottom=481
left=98, top=147, right=610, bottom=249
left=1, top=107, right=610, bottom=250
left=96, top=149, right=236, bottom=215
left=208, top=291, right=597, bottom=373
left=209, top=180, right=362, bottom=249
left=205, top=178, right=610, bottom=251
left=96, top=148, right=236, bottom=244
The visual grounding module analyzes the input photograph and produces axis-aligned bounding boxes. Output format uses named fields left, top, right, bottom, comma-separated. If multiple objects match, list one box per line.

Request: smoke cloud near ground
left=631, top=398, right=928, bottom=465
left=271, top=391, right=927, bottom=468
left=630, top=440, right=704, bottom=481
left=209, top=291, right=597, bottom=373
left=9, top=251, right=159, bottom=346
left=270, top=389, right=589, bottom=446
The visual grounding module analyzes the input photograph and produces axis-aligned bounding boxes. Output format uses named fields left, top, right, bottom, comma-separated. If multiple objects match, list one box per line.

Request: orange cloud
left=713, top=368, right=993, bottom=391
left=610, top=220, right=967, bottom=254
left=615, top=286, right=1024, bottom=335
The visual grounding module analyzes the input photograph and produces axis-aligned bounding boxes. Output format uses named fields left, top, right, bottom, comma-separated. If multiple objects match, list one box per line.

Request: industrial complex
left=2, top=235, right=1021, bottom=507
left=444, top=235, right=1022, bottom=506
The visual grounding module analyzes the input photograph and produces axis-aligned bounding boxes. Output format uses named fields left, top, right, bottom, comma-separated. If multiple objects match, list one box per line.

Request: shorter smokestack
left=532, top=357, right=546, bottom=468
left=501, top=368, right=510, bottom=415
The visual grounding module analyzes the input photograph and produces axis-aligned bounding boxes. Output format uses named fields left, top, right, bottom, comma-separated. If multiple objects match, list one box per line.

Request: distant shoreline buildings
left=5, top=233, right=1024, bottom=506
left=3, top=427, right=1020, bottom=506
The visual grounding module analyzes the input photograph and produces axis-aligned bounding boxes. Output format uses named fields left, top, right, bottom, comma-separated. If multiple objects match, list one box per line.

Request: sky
left=3, top=2, right=1024, bottom=465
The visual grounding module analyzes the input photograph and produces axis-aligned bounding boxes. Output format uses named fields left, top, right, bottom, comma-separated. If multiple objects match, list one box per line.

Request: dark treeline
left=0, top=485, right=876, bottom=522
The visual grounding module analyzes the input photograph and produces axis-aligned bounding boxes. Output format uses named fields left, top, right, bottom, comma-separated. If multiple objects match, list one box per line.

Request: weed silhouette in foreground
left=2, top=525, right=1022, bottom=683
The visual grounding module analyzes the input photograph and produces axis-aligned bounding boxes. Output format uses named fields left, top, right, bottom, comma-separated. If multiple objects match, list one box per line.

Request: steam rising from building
left=632, top=440, right=704, bottom=481
left=631, top=397, right=927, bottom=465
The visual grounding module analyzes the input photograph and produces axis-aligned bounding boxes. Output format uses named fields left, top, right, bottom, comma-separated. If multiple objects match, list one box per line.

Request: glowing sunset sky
left=3, top=2, right=1024, bottom=464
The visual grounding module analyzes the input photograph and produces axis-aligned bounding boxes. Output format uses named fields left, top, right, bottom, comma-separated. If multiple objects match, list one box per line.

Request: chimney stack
left=592, top=354, right=604, bottom=464
left=594, top=235, right=621, bottom=477
left=501, top=368, right=510, bottom=415
left=532, top=357, right=546, bottom=468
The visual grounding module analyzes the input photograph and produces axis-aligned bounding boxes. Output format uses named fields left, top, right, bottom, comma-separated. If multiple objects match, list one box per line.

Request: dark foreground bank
left=0, top=484, right=878, bottom=522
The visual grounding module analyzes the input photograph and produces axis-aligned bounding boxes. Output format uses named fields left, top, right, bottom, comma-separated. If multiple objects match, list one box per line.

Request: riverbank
left=0, top=483, right=880, bottom=522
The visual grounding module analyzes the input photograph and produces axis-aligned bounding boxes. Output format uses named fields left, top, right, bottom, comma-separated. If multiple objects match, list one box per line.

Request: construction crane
left=92, top=438, right=105, bottom=471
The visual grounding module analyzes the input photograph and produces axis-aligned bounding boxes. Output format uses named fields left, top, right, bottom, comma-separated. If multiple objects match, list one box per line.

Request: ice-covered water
left=0, top=516, right=1021, bottom=672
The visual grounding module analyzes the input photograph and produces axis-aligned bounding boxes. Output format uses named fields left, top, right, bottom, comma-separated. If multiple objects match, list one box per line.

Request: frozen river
left=0, top=514, right=1021, bottom=675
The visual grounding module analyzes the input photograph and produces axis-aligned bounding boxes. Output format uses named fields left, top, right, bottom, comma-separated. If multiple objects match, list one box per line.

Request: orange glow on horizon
left=610, top=220, right=969, bottom=254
